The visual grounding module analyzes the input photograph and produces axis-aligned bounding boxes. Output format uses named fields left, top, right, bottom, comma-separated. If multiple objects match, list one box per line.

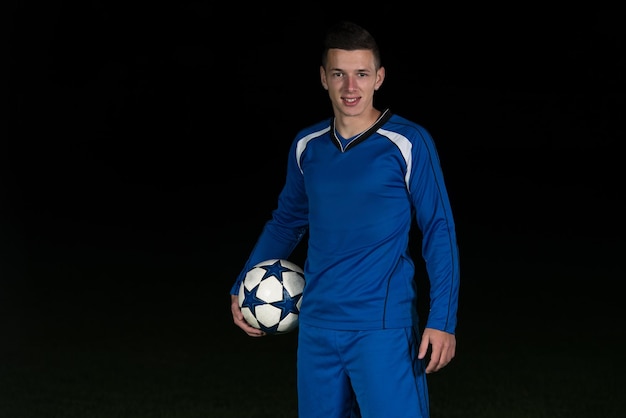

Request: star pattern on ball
left=258, top=259, right=294, bottom=284
left=239, top=259, right=305, bottom=335
left=240, top=284, right=266, bottom=319
left=271, top=286, right=303, bottom=320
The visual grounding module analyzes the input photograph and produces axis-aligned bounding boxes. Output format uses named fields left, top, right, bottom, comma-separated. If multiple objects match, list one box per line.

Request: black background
left=4, top=5, right=626, bottom=417
left=5, top=4, right=625, bottom=336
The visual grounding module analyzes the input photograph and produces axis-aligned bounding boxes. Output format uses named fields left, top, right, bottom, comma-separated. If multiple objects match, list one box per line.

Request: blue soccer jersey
left=231, top=109, right=460, bottom=333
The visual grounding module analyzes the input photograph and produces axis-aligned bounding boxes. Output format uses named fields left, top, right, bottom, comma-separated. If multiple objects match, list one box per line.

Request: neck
left=334, top=108, right=382, bottom=139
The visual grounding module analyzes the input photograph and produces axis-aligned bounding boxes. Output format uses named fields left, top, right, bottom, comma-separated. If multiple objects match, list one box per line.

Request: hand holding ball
left=238, top=259, right=305, bottom=335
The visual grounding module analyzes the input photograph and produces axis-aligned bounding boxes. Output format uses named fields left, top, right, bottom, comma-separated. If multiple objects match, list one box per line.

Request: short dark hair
left=321, top=21, right=381, bottom=69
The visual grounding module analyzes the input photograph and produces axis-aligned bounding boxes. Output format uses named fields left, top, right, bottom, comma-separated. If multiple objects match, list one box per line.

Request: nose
left=345, top=75, right=357, bottom=92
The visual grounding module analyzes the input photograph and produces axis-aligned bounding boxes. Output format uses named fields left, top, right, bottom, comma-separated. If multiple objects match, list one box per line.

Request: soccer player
left=230, top=20, right=460, bottom=418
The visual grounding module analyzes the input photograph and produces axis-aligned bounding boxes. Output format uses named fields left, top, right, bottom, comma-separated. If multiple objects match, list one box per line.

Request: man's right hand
left=230, top=294, right=266, bottom=337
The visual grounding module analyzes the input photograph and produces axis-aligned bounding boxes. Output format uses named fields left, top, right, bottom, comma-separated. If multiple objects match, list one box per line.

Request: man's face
left=320, top=48, right=385, bottom=118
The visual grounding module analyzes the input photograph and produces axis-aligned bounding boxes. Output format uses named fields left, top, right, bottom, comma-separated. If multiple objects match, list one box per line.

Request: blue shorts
left=297, top=323, right=429, bottom=418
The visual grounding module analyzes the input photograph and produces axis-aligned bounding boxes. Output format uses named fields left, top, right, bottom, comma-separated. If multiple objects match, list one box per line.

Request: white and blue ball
left=238, top=259, right=305, bottom=334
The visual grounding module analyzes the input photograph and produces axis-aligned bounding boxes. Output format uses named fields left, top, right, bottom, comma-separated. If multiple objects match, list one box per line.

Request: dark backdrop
left=5, top=0, right=625, bottom=393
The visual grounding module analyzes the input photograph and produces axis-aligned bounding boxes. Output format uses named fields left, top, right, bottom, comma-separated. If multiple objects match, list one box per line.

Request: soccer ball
left=238, top=259, right=305, bottom=335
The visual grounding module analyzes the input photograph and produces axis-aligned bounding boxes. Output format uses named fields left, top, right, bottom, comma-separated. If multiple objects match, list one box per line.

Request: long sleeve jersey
left=230, top=109, right=460, bottom=333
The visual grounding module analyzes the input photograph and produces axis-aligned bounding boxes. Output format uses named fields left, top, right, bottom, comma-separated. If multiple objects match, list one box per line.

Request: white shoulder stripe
left=377, top=128, right=412, bottom=192
left=295, top=126, right=331, bottom=174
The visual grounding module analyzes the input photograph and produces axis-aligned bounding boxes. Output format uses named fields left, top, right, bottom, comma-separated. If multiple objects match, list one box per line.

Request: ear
left=320, top=66, right=328, bottom=90
left=374, top=66, right=385, bottom=91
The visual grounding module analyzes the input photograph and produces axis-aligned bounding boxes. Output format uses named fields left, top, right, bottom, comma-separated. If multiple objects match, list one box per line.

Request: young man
left=230, top=20, right=460, bottom=418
